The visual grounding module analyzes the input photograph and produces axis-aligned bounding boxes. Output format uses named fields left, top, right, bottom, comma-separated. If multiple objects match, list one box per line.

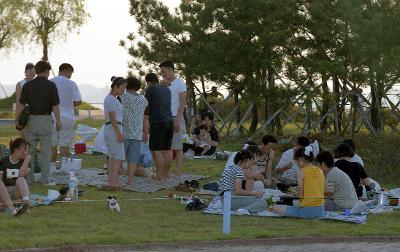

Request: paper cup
left=47, top=190, right=60, bottom=201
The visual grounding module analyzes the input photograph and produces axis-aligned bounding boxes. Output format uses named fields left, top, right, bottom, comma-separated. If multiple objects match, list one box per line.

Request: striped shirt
left=326, top=167, right=359, bottom=209
left=218, top=164, right=244, bottom=194
left=256, top=154, right=269, bottom=173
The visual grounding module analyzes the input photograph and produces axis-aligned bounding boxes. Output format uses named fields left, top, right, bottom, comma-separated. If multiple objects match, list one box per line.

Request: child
left=218, top=149, right=266, bottom=213
left=272, top=146, right=325, bottom=219
left=0, top=138, right=31, bottom=216
left=103, top=76, right=127, bottom=188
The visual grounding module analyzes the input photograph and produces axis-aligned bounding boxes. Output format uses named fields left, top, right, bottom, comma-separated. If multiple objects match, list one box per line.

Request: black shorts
left=149, top=121, right=173, bottom=151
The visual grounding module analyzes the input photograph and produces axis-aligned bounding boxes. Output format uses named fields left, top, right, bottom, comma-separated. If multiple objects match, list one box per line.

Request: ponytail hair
left=110, top=76, right=126, bottom=89
left=9, top=138, right=29, bottom=154
left=294, top=147, right=314, bottom=162
left=234, top=149, right=255, bottom=164
left=242, top=140, right=261, bottom=155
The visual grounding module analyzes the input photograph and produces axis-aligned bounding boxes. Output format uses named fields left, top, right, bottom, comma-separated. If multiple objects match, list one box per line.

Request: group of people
left=218, top=135, right=372, bottom=219
left=103, top=60, right=188, bottom=187
left=1, top=61, right=82, bottom=216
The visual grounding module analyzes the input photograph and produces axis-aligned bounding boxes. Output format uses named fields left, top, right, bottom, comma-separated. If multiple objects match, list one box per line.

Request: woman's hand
left=117, top=132, right=124, bottom=143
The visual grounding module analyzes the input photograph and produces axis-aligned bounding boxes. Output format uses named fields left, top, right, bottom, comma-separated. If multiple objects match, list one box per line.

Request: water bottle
left=68, top=172, right=79, bottom=201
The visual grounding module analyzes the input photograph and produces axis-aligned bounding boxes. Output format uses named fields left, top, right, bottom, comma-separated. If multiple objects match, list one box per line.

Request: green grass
left=1, top=121, right=400, bottom=250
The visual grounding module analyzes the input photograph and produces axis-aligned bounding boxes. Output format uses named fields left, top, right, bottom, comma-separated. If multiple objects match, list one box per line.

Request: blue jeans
left=286, top=205, right=325, bottom=219
left=124, top=139, right=141, bottom=164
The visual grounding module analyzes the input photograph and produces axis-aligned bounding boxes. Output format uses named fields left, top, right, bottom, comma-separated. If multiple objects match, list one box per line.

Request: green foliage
left=123, top=0, right=400, bottom=135
left=0, top=92, right=16, bottom=110
left=25, top=0, right=89, bottom=60
left=76, top=102, right=99, bottom=111
left=0, top=0, right=27, bottom=51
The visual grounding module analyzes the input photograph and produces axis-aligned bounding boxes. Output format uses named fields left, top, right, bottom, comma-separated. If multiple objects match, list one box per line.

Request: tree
left=26, top=0, right=89, bottom=61
left=0, top=0, right=27, bottom=51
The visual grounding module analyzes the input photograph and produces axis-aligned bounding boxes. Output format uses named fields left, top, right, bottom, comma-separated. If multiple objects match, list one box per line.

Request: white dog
left=106, top=195, right=120, bottom=212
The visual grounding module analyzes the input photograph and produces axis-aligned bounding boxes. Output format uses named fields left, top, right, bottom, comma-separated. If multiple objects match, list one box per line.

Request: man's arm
left=72, top=82, right=82, bottom=107
left=52, top=105, right=61, bottom=131
left=174, top=91, right=187, bottom=132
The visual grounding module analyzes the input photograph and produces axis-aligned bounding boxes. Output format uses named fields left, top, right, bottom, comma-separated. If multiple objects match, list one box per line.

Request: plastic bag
left=140, top=143, right=153, bottom=168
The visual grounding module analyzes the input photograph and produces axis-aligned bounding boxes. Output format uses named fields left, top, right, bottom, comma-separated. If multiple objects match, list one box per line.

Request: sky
left=0, top=0, right=181, bottom=88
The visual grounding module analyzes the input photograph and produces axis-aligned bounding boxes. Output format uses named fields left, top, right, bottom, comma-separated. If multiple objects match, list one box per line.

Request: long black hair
left=110, top=76, right=126, bottom=90
left=294, top=147, right=314, bottom=162
left=234, top=149, right=256, bottom=164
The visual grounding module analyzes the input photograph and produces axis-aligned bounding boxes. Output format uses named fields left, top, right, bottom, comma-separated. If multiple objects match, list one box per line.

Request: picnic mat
left=34, top=168, right=206, bottom=193
left=203, top=195, right=368, bottom=224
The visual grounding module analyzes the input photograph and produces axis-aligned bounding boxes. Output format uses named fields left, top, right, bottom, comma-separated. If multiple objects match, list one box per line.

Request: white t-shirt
left=276, top=148, right=299, bottom=179
left=224, top=151, right=238, bottom=172
left=349, top=154, right=364, bottom=167
left=104, top=95, right=123, bottom=123
left=51, top=76, right=82, bottom=120
left=169, top=78, right=186, bottom=116
left=18, top=79, right=27, bottom=90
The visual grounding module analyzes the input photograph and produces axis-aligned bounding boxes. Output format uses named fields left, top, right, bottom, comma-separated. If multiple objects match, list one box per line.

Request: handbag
left=17, top=105, right=30, bottom=130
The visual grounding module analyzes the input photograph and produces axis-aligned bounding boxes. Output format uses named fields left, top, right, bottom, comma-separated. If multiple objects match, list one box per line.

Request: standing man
left=144, top=73, right=173, bottom=183
left=159, top=60, right=187, bottom=177
left=50, top=63, right=82, bottom=171
left=16, top=61, right=61, bottom=184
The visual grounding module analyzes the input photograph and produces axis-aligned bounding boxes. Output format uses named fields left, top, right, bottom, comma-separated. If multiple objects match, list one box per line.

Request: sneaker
left=236, top=208, right=250, bottom=216
left=12, top=203, right=30, bottom=217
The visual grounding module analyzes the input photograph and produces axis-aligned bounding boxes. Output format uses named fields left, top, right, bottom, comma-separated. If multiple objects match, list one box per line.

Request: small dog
left=106, top=195, right=120, bottom=212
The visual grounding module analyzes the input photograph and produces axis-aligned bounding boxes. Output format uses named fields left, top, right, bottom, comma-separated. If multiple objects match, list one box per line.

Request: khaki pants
left=24, top=115, right=53, bottom=184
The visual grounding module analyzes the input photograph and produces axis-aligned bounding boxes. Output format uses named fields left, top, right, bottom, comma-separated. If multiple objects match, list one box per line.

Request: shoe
left=236, top=208, right=250, bottom=216
left=12, top=203, right=30, bottom=217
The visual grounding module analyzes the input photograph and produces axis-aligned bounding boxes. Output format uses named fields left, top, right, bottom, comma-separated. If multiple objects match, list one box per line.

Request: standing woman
left=104, top=76, right=127, bottom=188
left=15, top=63, right=36, bottom=136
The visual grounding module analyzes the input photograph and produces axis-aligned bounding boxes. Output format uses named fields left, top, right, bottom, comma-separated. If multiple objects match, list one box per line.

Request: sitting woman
left=272, top=146, right=325, bottom=219
left=334, top=143, right=370, bottom=197
left=183, top=125, right=213, bottom=156
left=184, top=112, right=219, bottom=156
left=218, top=149, right=266, bottom=213
left=317, top=151, right=358, bottom=211
left=0, top=138, right=31, bottom=216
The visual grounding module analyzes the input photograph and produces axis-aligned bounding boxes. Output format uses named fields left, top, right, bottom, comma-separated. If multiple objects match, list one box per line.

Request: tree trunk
left=201, top=75, right=207, bottom=98
left=370, top=71, right=380, bottom=132
left=320, top=76, right=330, bottom=131
left=41, top=34, right=49, bottom=61
left=186, top=76, right=196, bottom=131
left=250, top=104, right=258, bottom=132
left=234, top=87, right=242, bottom=133
left=333, top=75, right=342, bottom=134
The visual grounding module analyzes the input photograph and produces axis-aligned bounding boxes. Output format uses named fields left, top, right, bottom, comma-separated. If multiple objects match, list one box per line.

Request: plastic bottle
left=68, top=172, right=79, bottom=201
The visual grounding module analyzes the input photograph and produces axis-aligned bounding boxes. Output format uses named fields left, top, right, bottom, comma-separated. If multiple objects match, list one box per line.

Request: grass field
left=0, top=119, right=399, bottom=250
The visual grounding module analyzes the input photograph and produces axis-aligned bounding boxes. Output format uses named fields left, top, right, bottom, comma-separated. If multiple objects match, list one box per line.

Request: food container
left=388, top=198, right=399, bottom=206
left=74, top=143, right=86, bottom=154
left=373, top=191, right=389, bottom=206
